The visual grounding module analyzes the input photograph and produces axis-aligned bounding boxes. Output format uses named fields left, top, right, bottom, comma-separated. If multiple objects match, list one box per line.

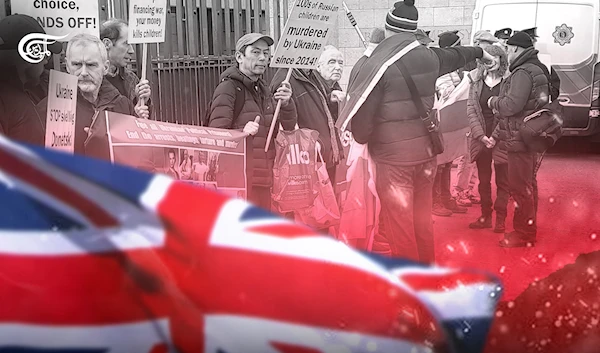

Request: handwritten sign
left=271, top=0, right=340, bottom=69
left=128, top=0, right=167, bottom=44
left=11, top=0, right=99, bottom=38
left=45, top=70, right=77, bottom=154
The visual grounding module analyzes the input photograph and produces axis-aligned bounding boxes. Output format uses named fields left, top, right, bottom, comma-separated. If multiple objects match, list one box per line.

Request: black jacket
left=38, top=79, right=134, bottom=154
left=208, top=66, right=297, bottom=187
left=270, top=68, right=343, bottom=168
left=350, top=32, right=484, bottom=166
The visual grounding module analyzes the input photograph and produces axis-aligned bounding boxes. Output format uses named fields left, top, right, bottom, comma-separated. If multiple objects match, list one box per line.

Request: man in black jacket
left=488, top=32, right=549, bottom=248
left=338, top=0, right=494, bottom=262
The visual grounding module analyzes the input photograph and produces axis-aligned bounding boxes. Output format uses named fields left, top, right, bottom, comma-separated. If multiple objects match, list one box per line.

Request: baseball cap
left=0, top=14, right=62, bottom=54
left=235, top=33, right=274, bottom=52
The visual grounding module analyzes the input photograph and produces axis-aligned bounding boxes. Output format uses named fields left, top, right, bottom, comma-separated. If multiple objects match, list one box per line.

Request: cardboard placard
left=45, top=70, right=78, bottom=154
left=11, top=0, right=99, bottom=38
left=270, top=0, right=340, bottom=69
left=128, top=0, right=168, bottom=44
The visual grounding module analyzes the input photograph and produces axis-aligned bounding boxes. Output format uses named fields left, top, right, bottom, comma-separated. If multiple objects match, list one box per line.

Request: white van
left=471, top=0, right=600, bottom=137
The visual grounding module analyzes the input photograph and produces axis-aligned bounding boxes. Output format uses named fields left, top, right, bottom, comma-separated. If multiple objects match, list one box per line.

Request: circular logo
left=553, top=24, right=574, bottom=46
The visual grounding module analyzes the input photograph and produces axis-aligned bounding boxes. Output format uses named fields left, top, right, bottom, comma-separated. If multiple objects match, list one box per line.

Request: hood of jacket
left=509, top=47, right=540, bottom=72
left=220, top=66, right=270, bottom=98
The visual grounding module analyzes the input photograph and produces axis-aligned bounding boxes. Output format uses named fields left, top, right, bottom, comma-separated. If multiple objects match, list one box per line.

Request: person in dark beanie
left=0, top=14, right=63, bottom=147
left=487, top=31, right=549, bottom=248
left=337, top=0, right=494, bottom=262
left=520, top=27, right=561, bottom=101
left=432, top=30, right=468, bottom=217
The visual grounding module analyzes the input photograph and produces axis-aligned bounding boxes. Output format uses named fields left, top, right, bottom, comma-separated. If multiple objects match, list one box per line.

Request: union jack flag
left=0, top=136, right=501, bottom=353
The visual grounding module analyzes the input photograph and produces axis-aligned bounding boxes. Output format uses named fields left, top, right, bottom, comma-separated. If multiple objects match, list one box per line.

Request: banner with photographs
left=85, top=112, right=250, bottom=200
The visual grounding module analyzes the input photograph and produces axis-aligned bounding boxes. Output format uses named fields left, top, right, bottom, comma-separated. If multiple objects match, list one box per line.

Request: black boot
left=469, top=215, right=492, bottom=229
left=494, top=215, right=506, bottom=234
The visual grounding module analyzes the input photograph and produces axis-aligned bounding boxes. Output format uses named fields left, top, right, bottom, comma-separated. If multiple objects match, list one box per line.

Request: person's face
left=168, top=152, right=176, bottom=168
left=236, top=40, right=270, bottom=77
left=66, top=43, right=109, bottom=93
left=317, top=49, right=344, bottom=82
left=487, top=54, right=502, bottom=72
left=183, top=150, right=189, bottom=159
left=506, top=45, right=520, bottom=64
left=106, top=25, right=134, bottom=68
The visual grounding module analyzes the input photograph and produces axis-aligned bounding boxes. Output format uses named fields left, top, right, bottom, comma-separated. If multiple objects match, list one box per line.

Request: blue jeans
left=374, top=159, right=438, bottom=263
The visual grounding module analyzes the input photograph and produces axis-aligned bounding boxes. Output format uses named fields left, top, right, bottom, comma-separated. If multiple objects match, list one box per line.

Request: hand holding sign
left=135, top=100, right=150, bottom=119
left=135, top=79, right=152, bottom=101
left=273, top=82, right=293, bottom=107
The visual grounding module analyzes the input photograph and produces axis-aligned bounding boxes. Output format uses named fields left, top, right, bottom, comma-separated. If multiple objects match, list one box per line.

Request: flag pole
left=342, top=2, right=367, bottom=48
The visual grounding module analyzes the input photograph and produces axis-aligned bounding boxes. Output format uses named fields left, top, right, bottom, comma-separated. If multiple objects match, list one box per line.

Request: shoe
left=432, top=203, right=453, bottom=217
left=443, top=199, right=468, bottom=214
left=499, top=231, right=536, bottom=248
left=469, top=216, right=492, bottom=229
left=456, top=191, right=473, bottom=207
left=494, top=217, right=506, bottom=233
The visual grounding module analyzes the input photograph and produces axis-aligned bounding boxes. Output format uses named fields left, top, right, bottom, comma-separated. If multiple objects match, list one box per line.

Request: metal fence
left=148, top=56, right=277, bottom=125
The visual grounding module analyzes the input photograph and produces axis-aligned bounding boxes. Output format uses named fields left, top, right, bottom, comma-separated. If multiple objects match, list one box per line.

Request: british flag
left=0, top=136, right=501, bottom=353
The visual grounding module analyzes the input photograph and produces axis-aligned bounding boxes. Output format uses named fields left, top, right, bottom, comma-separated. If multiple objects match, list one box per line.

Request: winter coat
left=466, top=68, right=508, bottom=164
left=270, top=68, right=343, bottom=168
left=207, top=66, right=297, bottom=187
left=489, top=48, right=549, bottom=153
left=349, top=32, right=484, bottom=166
left=37, top=79, right=134, bottom=155
left=106, top=66, right=153, bottom=115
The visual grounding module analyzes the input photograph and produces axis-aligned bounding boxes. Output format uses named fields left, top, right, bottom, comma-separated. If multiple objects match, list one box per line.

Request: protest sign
left=127, top=0, right=167, bottom=44
left=44, top=70, right=77, bottom=154
left=85, top=112, right=251, bottom=200
left=11, top=0, right=99, bottom=37
left=271, top=0, right=341, bottom=69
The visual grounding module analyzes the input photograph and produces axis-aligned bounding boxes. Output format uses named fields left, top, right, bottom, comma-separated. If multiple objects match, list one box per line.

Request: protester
left=342, top=0, right=494, bottom=262
left=488, top=31, right=549, bottom=248
left=348, top=28, right=386, bottom=87
left=100, top=18, right=152, bottom=119
left=466, top=45, right=509, bottom=233
left=271, top=45, right=344, bottom=184
left=207, top=33, right=297, bottom=210
left=454, top=30, right=502, bottom=206
left=38, top=34, right=136, bottom=155
left=432, top=30, right=468, bottom=217
left=0, top=14, right=61, bottom=146
left=521, top=27, right=561, bottom=101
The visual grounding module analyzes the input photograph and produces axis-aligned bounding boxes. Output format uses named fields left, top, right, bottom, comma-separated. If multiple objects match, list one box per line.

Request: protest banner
left=128, top=0, right=167, bottom=102
left=265, top=0, right=340, bottom=151
left=85, top=112, right=251, bottom=200
left=44, top=70, right=77, bottom=154
left=11, top=0, right=99, bottom=37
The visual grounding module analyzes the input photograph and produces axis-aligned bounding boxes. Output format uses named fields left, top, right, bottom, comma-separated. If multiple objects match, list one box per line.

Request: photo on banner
left=85, top=112, right=251, bottom=201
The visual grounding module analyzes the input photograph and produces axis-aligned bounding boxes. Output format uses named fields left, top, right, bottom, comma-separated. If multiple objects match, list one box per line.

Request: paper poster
left=11, top=0, right=99, bottom=38
left=128, top=0, right=168, bottom=44
left=271, top=0, right=341, bottom=69
left=45, top=70, right=77, bottom=154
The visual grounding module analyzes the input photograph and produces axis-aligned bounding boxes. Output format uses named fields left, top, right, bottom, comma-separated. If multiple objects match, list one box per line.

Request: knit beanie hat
left=438, top=30, right=461, bottom=48
left=385, top=0, right=419, bottom=33
left=506, top=31, right=533, bottom=48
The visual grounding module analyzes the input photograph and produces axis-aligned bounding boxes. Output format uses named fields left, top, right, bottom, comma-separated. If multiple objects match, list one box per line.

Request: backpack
left=202, top=77, right=245, bottom=127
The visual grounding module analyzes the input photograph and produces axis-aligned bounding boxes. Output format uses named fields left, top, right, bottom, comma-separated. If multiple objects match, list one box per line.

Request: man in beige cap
left=206, top=33, right=297, bottom=211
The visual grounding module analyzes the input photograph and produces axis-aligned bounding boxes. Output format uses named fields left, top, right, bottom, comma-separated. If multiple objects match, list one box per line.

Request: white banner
left=128, top=0, right=168, bottom=44
left=11, top=0, right=99, bottom=38
left=270, top=0, right=340, bottom=69
left=45, top=70, right=78, bottom=154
